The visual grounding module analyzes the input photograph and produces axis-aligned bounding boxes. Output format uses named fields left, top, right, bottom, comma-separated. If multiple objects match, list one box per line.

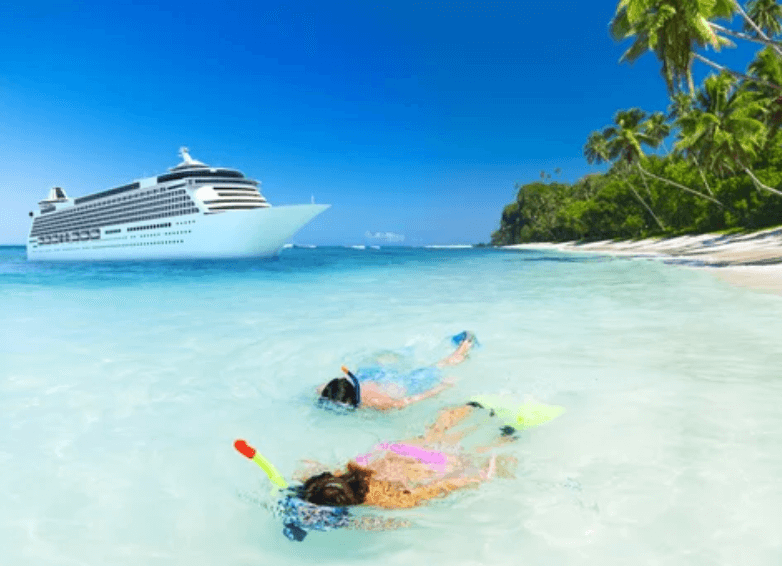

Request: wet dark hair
left=320, top=377, right=359, bottom=407
left=300, top=462, right=373, bottom=506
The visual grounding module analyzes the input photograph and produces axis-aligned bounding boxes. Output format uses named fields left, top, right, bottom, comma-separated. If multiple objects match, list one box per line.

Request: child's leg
left=421, top=405, right=477, bottom=443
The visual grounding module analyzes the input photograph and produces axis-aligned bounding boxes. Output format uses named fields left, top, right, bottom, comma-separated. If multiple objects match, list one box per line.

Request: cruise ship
left=26, top=149, right=329, bottom=261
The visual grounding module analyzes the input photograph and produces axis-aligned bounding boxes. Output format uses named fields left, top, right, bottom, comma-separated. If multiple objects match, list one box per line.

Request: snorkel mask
left=234, top=439, right=350, bottom=541
left=317, top=366, right=361, bottom=411
left=275, top=487, right=351, bottom=541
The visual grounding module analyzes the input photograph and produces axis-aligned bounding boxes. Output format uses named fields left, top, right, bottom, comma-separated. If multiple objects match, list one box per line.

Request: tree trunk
left=709, top=22, right=782, bottom=56
left=637, top=163, right=724, bottom=206
left=730, top=0, right=782, bottom=59
left=693, top=53, right=782, bottom=91
left=740, top=163, right=782, bottom=196
left=697, top=165, right=714, bottom=196
left=687, top=63, right=695, bottom=96
left=640, top=166, right=654, bottom=198
left=623, top=178, right=666, bottom=231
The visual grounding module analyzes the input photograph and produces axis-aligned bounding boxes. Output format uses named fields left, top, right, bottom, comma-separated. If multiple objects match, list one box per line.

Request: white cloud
left=364, top=230, right=405, bottom=243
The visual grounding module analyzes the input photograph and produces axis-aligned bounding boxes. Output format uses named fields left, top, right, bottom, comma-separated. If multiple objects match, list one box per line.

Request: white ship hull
left=27, top=204, right=329, bottom=261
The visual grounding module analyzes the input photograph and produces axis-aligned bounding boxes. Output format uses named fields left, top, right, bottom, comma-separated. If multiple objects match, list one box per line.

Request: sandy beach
left=503, top=227, right=782, bottom=295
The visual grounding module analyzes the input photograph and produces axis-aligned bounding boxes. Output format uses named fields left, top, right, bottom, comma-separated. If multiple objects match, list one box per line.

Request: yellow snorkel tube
left=234, top=439, right=288, bottom=489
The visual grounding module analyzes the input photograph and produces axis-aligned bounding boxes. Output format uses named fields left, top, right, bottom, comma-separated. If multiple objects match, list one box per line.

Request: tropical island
left=492, top=0, right=782, bottom=264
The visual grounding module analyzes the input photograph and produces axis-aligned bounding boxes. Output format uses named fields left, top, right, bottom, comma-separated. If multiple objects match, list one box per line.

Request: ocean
left=2, top=245, right=781, bottom=565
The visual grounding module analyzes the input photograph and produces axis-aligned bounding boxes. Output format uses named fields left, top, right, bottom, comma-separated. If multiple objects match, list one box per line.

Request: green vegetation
left=492, top=1, right=782, bottom=246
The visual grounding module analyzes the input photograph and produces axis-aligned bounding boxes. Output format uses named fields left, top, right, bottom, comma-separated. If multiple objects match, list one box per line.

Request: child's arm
left=407, top=454, right=495, bottom=503
left=397, top=380, right=454, bottom=407
left=348, top=515, right=412, bottom=531
left=406, top=472, right=485, bottom=504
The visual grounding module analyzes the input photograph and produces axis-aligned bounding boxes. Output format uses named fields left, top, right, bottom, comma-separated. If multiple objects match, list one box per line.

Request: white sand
left=503, top=227, right=782, bottom=295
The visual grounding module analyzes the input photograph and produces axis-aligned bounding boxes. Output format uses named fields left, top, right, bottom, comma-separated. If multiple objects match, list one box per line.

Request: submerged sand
left=503, top=227, right=782, bottom=295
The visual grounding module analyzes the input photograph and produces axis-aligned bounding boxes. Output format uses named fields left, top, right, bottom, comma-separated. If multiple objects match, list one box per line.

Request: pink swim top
left=355, top=442, right=448, bottom=472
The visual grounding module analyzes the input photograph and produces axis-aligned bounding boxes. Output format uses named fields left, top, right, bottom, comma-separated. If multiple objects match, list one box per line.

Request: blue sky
left=0, top=0, right=767, bottom=245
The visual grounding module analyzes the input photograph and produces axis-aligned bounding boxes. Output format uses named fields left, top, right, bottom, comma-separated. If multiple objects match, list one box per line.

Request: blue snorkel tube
left=341, top=366, right=361, bottom=406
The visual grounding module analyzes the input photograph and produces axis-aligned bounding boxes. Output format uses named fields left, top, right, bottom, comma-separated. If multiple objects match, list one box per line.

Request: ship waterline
left=26, top=149, right=329, bottom=261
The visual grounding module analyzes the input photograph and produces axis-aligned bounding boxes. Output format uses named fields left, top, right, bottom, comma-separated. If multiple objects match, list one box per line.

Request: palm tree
left=584, top=127, right=666, bottom=231
left=666, top=93, right=718, bottom=195
left=611, top=0, right=734, bottom=94
left=584, top=131, right=611, bottom=166
left=667, top=91, right=695, bottom=120
left=676, top=72, right=782, bottom=196
left=745, top=0, right=782, bottom=37
left=611, top=0, right=782, bottom=92
left=747, top=46, right=782, bottom=143
left=603, top=108, right=724, bottom=206
left=644, top=111, right=672, bottom=151
left=734, top=0, right=782, bottom=57
left=708, top=0, right=782, bottom=57
left=603, top=108, right=656, bottom=164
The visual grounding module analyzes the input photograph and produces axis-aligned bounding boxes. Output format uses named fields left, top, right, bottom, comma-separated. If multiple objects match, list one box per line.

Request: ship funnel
left=46, top=187, right=68, bottom=201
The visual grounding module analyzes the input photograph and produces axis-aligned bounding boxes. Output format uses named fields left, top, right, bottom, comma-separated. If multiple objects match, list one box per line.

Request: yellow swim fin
left=469, top=395, right=564, bottom=430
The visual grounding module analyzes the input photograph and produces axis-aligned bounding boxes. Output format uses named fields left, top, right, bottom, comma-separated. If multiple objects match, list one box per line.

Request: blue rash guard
left=355, top=365, right=443, bottom=396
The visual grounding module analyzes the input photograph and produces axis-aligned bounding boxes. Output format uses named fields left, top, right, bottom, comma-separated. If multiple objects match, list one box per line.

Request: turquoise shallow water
left=2, top=246, right=782, bottom=565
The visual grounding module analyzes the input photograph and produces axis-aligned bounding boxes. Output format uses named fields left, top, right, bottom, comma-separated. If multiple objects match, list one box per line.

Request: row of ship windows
left=95, top=240, right=185, bottom=247
left=38, top=230, right=190, bottom=245
left=203, top=198, right=265, bottom=204
left=73, top=182, right=187, bottom=206
left=196, top=179, right=258, bottom=189
left=206, top=205, right=269, bottom=211
left=31, top=207, right=199, bottom=237
left=38, top=231, right=101, bottom=245
left=95, top=229, right=193, bottom=241
left=74, top=182, right=139, bottom=205
left=33, top=240, right=186, bottom=251
left=77, top=190, right=189, bottom=215
left=212, top=187, right=262, bottom=196
left=193, top=179, right=256, bottom=186
left=77, top=184, right=185, bottom=209
left=158, top=170, right=244, bottom=183
left=69, top=174, right=253, bottom=207
left=34, top=191, right=192, bottom=229
left=128, top=222, right=172, bottom=232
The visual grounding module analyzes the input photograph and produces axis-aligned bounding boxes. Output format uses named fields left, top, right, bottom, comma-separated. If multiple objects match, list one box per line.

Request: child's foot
left=451, top=331, right=475, bottom=347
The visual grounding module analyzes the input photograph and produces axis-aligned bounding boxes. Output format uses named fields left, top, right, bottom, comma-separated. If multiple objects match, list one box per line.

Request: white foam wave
left=424, top=244, right=473, bottom=249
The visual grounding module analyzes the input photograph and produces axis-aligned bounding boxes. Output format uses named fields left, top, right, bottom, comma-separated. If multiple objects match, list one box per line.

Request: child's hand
left=480, top=453, right=497, bottom=480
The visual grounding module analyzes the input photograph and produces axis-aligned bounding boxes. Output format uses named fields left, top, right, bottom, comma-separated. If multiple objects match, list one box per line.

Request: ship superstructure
left=26, top=149, right=328, bottom=260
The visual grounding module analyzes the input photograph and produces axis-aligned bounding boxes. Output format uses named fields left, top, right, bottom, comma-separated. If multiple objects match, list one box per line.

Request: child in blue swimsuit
left=318, top=332, right=476, bottom=411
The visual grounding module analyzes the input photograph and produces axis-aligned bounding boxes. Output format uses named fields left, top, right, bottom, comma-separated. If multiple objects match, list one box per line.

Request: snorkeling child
left=317, top=331, right=476, bottom=411
left=294, top=402, right=518, bottom=510
left=237, top=397, right=563, bottom=540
